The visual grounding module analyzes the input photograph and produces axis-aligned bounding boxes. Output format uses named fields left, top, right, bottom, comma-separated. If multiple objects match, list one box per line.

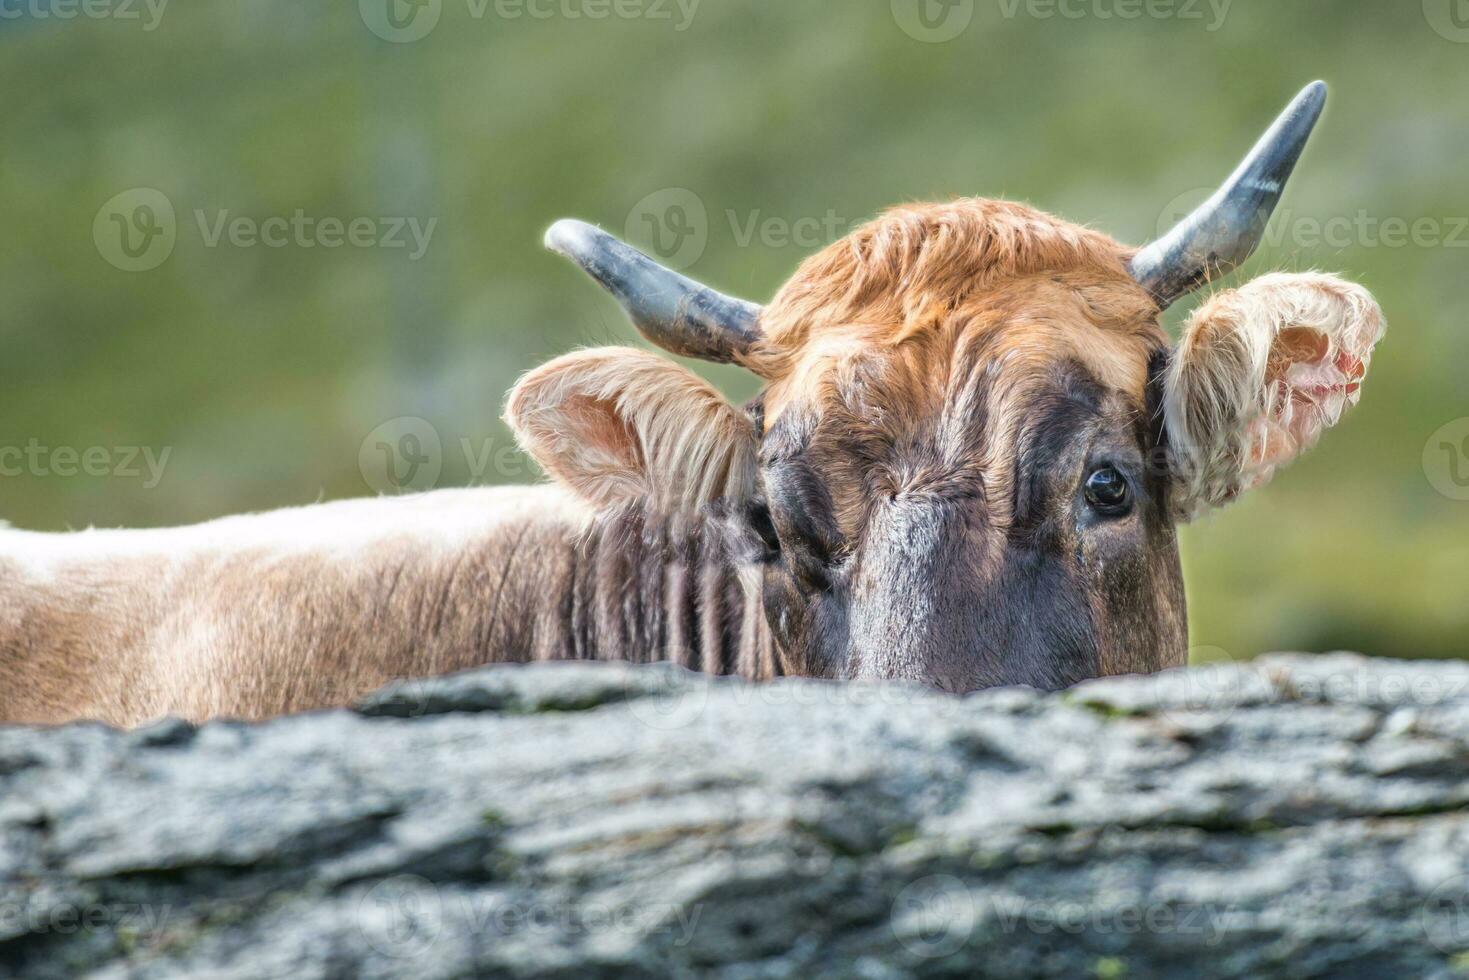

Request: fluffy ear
left=505, top=347, right=758, bottom=513
left=1164, top=272, right=1386, bottom=517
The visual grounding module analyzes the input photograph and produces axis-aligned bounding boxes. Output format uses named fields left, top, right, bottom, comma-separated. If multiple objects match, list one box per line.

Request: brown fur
left=0, top=491, right=581, bottom=725
left=745, top=201, right=1170, bottom=562
left=748, top=199, right=1160, bottom=382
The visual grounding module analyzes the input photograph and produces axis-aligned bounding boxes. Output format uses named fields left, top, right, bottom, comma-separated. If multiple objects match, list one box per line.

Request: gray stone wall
left=3, top=654, right=1468, bottom=978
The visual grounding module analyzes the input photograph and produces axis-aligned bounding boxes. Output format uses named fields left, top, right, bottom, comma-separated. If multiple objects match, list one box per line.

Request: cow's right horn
left=1130, top=81, right=1328, bottom=310
left=545, top=219, right=764, bottom=365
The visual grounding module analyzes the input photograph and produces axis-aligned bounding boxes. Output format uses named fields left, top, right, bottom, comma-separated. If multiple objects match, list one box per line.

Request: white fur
left=1164, top=272, right=1386, bottom=517
left=0, top=485, right=583, bottom=585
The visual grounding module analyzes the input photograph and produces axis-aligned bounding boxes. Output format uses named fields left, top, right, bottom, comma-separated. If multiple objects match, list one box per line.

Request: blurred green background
left=0, top=1, right=1464, bottom=662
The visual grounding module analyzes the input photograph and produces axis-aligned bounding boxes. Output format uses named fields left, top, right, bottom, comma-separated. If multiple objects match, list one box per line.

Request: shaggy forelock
left=749, top=200, right=1167, bottom=433
left=745, top=198, right=1158, bottom=376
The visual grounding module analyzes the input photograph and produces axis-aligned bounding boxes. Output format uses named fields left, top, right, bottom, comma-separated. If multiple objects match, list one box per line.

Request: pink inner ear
left=1243, top=327, right=1371, bottom=490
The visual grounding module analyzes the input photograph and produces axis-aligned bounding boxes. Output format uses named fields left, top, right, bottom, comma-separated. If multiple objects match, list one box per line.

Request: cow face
left=510, top=83, right=1385, bottom=692
left=746, top=203, right=1189, bottom=689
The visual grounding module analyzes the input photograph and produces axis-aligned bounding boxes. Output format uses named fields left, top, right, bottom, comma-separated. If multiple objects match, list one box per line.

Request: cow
left=0, top=82, right=1384, bottom=728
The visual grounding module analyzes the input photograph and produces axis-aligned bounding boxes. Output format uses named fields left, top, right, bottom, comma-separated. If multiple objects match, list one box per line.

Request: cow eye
left=1084, top=466, right=1133, bottom=517
left=747, top=502, right=781, bottom=557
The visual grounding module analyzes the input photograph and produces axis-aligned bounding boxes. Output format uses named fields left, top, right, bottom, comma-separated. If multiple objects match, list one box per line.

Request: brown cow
left=0, top=83, right=1383, bottom=727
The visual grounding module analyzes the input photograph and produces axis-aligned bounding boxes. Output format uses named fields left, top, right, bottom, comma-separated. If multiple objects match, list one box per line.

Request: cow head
left=508, top=83, right=1385, bottom=692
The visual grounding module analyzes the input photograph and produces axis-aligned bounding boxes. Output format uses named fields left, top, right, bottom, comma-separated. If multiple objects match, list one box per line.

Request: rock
left=3, top=654, right=1469, bottom=978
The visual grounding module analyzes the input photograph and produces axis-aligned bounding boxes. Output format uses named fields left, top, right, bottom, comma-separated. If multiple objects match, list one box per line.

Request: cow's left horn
left=1130, top=81, right=1328, bottom=309
left=545, top=219, right=763, bottom=364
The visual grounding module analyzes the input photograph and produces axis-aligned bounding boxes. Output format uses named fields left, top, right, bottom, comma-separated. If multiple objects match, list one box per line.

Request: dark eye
left=1084, top=466, right=1133, bottom=517
left=747, top=502, right=781, bottom=557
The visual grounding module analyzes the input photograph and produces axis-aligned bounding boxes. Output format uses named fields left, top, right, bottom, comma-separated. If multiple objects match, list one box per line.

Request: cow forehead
left=753, top=198, right=1166, bottom=424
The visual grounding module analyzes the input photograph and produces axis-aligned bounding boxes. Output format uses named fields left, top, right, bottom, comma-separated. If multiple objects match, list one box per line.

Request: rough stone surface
left=4, top=654, right=1469, bottom=979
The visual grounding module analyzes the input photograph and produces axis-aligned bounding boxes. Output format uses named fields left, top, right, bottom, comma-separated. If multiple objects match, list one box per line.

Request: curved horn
left=1130, top=81, right=1328, bottom=309
left=545, top=219, right=763, bottom=364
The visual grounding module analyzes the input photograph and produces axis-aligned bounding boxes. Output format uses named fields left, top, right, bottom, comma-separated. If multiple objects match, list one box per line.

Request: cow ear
left=1163, top=272, right=1386, bottom=517
left=505, top=347, right=758, bottom=513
